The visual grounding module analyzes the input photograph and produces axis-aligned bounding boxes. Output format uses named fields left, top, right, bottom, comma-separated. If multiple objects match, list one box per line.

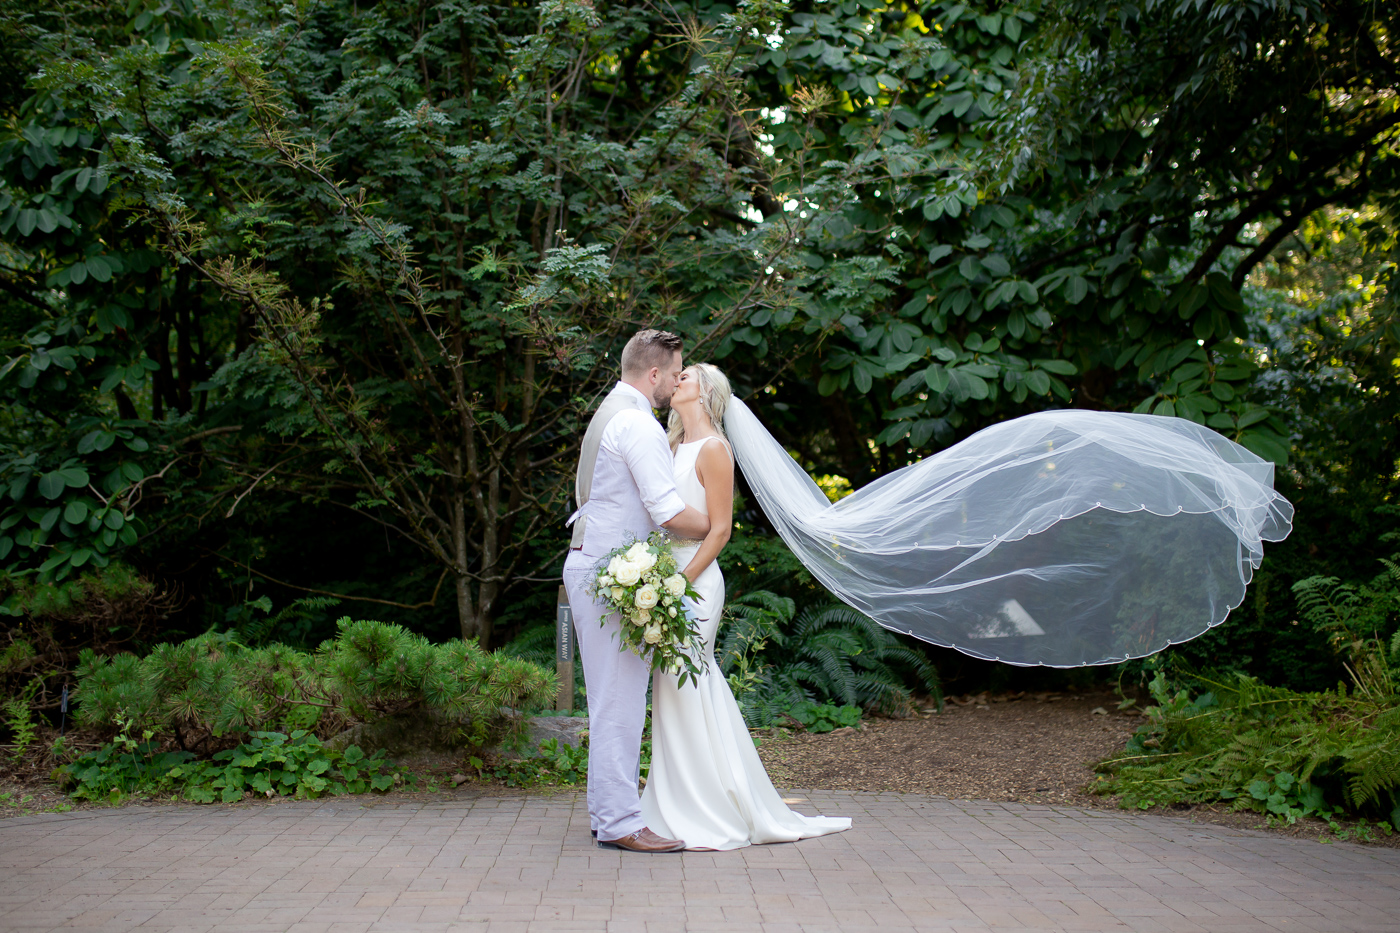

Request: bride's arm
left=681, top=439, right=734, bottom=583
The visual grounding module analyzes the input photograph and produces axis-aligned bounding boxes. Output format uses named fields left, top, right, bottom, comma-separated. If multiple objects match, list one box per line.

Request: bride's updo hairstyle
left=667, top=363, right=731, bottom=451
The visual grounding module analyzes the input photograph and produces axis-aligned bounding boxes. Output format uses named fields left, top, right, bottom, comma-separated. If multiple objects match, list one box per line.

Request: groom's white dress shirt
left=572, top=382, right=685, bottom=556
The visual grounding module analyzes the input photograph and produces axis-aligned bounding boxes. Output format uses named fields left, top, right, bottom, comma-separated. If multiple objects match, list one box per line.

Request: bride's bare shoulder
left=695, top=435, right=734, bottom=474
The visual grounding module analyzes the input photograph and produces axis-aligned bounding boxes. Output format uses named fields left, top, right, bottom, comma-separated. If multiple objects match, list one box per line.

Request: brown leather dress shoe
left=596, top=827, right=685, bottom=853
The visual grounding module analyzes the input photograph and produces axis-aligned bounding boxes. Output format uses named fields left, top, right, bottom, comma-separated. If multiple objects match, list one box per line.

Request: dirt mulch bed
left=757, top=688, right=1400, bottom=848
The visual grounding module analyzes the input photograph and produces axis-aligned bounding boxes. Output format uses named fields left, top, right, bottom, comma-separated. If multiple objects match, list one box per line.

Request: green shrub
left=62, top=729, right=398, bottom=804
left=788, top=700, right=861, bottom=734
left=1095, top=671, right=1400, bottom=827
left=73, top=617, right=556, bottom=751
left=719, top=592, right=943, bottom=727
left=473, top=736, right=590, bottom=788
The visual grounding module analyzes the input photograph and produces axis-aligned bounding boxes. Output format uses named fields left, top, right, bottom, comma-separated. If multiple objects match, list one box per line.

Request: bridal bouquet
left=588, top=532, right=708, bottom=686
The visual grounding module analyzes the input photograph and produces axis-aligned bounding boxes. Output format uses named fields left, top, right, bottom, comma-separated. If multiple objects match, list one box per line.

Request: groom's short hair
left=620, top=329, right=683, bottom=377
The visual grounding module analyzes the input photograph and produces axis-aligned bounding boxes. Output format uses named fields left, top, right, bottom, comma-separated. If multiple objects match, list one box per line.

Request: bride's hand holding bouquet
left=588, top=532, right=708, bottom=687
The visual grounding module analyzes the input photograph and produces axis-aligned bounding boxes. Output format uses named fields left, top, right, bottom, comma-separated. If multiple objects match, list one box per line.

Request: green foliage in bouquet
left=589, top=533, right=707, bottom=687
left=63, top=728, right=398, bottom=804
left=73, top=618, right=556, bottom=751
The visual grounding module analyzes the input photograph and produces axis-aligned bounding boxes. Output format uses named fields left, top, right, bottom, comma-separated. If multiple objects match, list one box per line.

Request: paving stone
left=3, top=791, right=1398, bottom=932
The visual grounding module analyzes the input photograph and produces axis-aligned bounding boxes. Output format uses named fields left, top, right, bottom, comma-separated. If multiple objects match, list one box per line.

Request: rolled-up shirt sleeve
left=608, top=409, right=686, bottom=526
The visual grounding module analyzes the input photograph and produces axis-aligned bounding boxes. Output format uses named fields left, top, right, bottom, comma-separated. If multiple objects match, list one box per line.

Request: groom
left=563, top=329, right=711, bottom=853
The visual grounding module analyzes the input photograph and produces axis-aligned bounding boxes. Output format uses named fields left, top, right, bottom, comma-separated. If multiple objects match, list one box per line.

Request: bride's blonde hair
left=667, top=363, right=731, bottom=451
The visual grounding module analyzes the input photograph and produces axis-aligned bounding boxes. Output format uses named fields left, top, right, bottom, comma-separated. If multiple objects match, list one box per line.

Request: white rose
left=633, top=608, right=651, bottom=625
left=608, top=555, right=628, bottom=576
left=643, top=622, right=663, bottom=644
left=598, top=574, right=613, bottom=586
left=611, top=586, right=625, bottom=601
left=663, top=573, right=687, bottom=597
left=624, top=542, right=657, bottom=572
left=668, top=606, right=677, bottom=618
left=613, top=560, right=642, bottom=586
left=634, top=584, right=659, bottom=610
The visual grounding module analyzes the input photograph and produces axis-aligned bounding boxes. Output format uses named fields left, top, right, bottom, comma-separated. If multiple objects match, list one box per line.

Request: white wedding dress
left=640, top=436, right=851, bottom=850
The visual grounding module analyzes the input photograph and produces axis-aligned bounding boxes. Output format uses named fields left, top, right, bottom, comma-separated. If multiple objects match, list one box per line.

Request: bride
left=638, top=359, right=1291, bottom=848
left=639, top=363, right=851, bottom=851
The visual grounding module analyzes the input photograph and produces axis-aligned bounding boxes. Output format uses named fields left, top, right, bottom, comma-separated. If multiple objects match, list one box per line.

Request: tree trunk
left=451, top=483, right=479, bottom=643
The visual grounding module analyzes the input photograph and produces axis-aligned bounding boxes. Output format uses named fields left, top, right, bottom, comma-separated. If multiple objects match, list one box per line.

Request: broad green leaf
left=59, top=467, right=89, bottom=488
left=927, top=243, right=953, bottom=263
left=1007, top=310, right=1026, bottom=339
left=64, top=501, right=88, bottom=524
left=38, top=472, right=67, bottom=499
left=1235, top=408, right=1271, bottom=429
left=909, top=419, right=936, bottom=448
left=982, top=254, right=1010, bottom=277
left=86, top=256, right=113, bottom=282
left=1033, top=359, right=1078, bottom=375
left=1024, top=369, right=1050, bottom=395
left=1064, top=276, right=1089, bottom=304
left=39, top=552, right=69, bottom=573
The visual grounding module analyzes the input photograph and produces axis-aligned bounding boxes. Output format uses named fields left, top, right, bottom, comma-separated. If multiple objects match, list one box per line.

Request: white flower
left=663, top=573, right=687, bottom=597
left=633, top=608, right=651, bottom=625
left=611, top=586, right=625, bottom=601
left=668, top=606, right=677, bottom=618
left=634, top=584, right=659, bottom=610
left=598, top=574, right=613, bottom=586
left=626, top=542, right=658, bottom=572
left=643, top=622, right=663, bottom=644
left=613, top=560, right=642, bottom=586
left=608, top=555, right=628, bottom=576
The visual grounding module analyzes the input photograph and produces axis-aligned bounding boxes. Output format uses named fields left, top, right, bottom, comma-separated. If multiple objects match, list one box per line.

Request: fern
left=234, top=596, right=342, bottom=648
left=716, top=596, right=942, bottom=727
left=499, top=624, right=556, bottom=669
left=1097, top=668, right=1400, bottom=823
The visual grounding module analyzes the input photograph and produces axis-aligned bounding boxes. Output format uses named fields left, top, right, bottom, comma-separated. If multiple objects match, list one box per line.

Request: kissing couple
left=562, top=323, right=1295, bottom=852
left=562, top=328, right=852, bottom=853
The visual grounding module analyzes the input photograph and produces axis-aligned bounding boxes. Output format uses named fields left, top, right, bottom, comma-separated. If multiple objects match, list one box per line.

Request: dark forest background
left=1, top=0, right=1396, bottom=707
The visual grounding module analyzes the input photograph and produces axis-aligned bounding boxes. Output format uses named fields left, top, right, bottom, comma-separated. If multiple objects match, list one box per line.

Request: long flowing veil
left=723, top=398, right=1293, bottom=667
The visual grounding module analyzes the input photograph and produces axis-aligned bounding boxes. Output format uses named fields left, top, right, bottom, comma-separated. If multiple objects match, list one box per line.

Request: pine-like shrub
left=74, top=617, right=556, bottom=753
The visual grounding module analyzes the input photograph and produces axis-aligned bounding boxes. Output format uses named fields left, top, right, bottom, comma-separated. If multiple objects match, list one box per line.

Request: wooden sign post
left=555, top=585, right=574, bottom=713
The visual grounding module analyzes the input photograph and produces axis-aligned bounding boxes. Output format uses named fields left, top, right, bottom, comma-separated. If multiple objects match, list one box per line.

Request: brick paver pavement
left=2, top=790, right=1397, bottom=933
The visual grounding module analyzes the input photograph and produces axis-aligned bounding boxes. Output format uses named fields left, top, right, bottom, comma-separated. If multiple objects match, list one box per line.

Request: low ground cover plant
left=61, top=728, right=398, bottom=804
left=1095, top=671, right=1400, bottom=830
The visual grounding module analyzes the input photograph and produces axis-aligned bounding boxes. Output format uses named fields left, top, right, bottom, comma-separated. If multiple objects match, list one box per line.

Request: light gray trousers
left=563, top=551, right=650, bottom=841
